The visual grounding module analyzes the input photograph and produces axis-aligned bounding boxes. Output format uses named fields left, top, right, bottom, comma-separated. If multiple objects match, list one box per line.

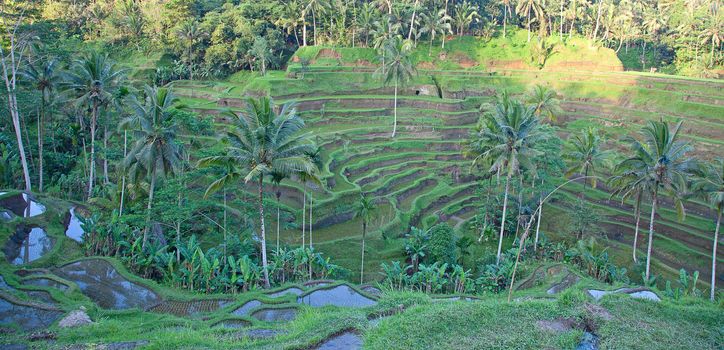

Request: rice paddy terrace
left=170, top=45, right=724, bottom=287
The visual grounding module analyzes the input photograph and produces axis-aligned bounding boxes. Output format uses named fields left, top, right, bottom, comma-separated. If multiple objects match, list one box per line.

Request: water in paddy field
left=3, top=226, right=53, bottom=265
left=233, top=299, right=262, bottom=316
left=268, top=287, right=304, bottom=297
left=65, top=207, right=85, bottom=243
left=54, top=259, right=161, bottom=310
left=315, top=332, right=363, bottom=350
left=251, top=308, right=298, bottom=322
left=0, top=192, right=45, bottom=218
left=0, top=296, right=63, bottom=331
left=298, top=285, right=377, bottom=308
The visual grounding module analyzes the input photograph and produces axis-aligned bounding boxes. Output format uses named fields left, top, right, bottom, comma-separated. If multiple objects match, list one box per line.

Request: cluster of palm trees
left=470, top=86, right=722, bottom=300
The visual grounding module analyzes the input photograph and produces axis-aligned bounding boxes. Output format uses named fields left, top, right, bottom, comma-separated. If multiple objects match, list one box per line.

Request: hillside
left=168, top=37, right=724, bottom=288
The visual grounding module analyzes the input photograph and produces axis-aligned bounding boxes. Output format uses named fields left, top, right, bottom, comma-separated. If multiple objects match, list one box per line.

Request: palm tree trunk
left=302, top=9, right=308, bottom=46
left=503, top=5, right=508, bottom=37
left=392, top=79, right=398, bottom=138
left=276, top=192, right=281, bottom=252
left=632, top=191, right=642, bottom=263
left=497, top=172, right=512, bottom=265
left=309, top=191, right=313, bottom=249
left=37, top=103, right=44, bottom=192
left=408, top=0, right=419, bottom=40
left=360, top=221, right=366, bottom=284
left=645, top=188, right=657, bottom=281
left=258, top=176, right=271, bottom=289
left=527, top=8, right=532, bottom=42
left=534, top=187, right=543, bottom=251
left=312, top=8, right=317, bottom=45
left=143, top=170, right=156, bottom=249
left=710, top=210, right=721, bottom=301
left=559, top=0, right=564, bottom=40
left=88, top=100, right=98, bottom=199
left=8, top=92, right=32, bottom=191
left=302, top=185, right=306, bottom=247
left=223, top=187, right=227, bottom=262
left=120, top=130, right=127, bottom=216
left=103, top=124, right=109, bottom=185
left=592, top=0, right=602, bottom=40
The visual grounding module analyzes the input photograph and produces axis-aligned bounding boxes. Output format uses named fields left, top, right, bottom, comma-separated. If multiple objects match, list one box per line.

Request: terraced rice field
left=170, top=62, right=724, bottom=286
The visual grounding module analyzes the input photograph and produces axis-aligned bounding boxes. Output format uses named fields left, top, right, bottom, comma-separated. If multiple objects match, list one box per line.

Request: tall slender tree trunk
left=302, top=9, right=308, bottom=46
left=143, top=170, right=156, bottom=249
left=592, top=0, right=602, bottom=40
left=276, top=191, right=281, bottom=252
left=37, top=103, right=44, bottom=192
left=8, top=92, right=31, bottom=191
left=392, top=79, right=398, bottom=138
left=527, top=9, right=532, bottom=42
left=632, top=191, right=642, bottom=263
left=560, top=0, right=564, bottom=39
left=120, top=130, right=127, bottom=216
left=258, top=176, right=271, bottom=288
left=408, top=0, right=419, bottom=40
left=88, top=101, right=99, bottom=199
left=503, top=5, right=508, bottom=37
left=645, top=188, right=657, bottom=281
left=309, top=191, right=313, bottom=249
left=103, top=124, right=109, bottom=185
left=302, top=185, right=306, bottom=247
left=710, top=210, right=721, bottom=301
left=312, top=9, right=317, bottom=45
left=534, top=180, right=543, bottom=251
left=360, top=221, right=366, bottom=284
left=497, top=172, right=512, bottom=265
left=223, top=187, right=227, bottom=262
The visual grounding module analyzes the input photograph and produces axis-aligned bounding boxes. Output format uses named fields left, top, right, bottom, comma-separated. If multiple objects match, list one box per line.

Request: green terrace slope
left=170, top=38, right=724, bottom=286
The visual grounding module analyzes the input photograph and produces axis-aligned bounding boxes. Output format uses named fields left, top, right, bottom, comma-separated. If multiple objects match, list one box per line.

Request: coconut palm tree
left=469, top=97, right=545, bottom=264
left=198, top=97, right=317, bottom=288
left=609, top=164, right=652, bottom=263
left=376, top=36, right=416, bottom=138
left=692, top=158, right=723, bottom=301
left=176, top=21, right=204, bottom=80
left=371, top=16, right=402, bottom=73
left=63, top=51, right=125, bottom=198
left=525, top=84, right=561, bottom=122
left=618, top=120, right=693, bottom=281
left=123, top=86, right=185, bottom=248
left=356, top=3, right=377, bottom=47
left=419, top=9, right=452, bottom=54
left=453, top=1, right=480, bottom=36
left=564, top=127, right=610, bottom=193
left=699, top=13, right=722, bottom=66
left=356, top=193, right=376, bottom=284
left=20, top=58, right=61, bottom=193
left=517, top=0, right=547, bottom=41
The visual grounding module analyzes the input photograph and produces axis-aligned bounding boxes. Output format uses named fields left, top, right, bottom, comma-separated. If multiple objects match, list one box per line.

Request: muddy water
left=315, top=332, right=363, bottom=350
left=3, top=226, right=53, bottom=265
left=251, top=308, right=297, bottom=322
left=298, top=285, right=377, bottom=308
left=233, top=300, right=262, bottom=316
left=0, top=193, right=45, bottom=217
left=54, top=259, right=161, bottom=310
left=0, top=295, right=62, bottom=331
left=65, top=207, right=85, bottom=243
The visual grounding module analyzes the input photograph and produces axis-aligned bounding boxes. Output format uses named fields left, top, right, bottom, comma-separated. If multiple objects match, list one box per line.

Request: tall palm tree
left=371, top=17, right=402, bottom=73
left=356, top=193, right=376, bottom=284
left=64, top=51, right=125, bottom=198
left=453, top=1, right=480, bottom=37
left=692, top=158, right=723, bottom=301
left=419, top=9, right=452, bottom=54
left=525, top=84, right=561, bottom=122
left=377, top=36, right=416, bottom=138
left=618, top=120, right=693, bottom=281
left=176, top=21, right=204, bottom=80
left=699, top=13, right=722, bottom=66
left=609, top=164, right=652, bottom=263
left=469, top=97, right=545, bottom=264
left=516, top=0, right=547, bottom=41
left=199, top=97, right=317, bottom=288
left=356, top=3, right=377, bottom=47
left=20, top=58, right=61, bottom=193
left=564, top=127, right=610, bottom=193
left=500, top=0, right=514, bottom=37
left=123, top=86, right=185, bottom=248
